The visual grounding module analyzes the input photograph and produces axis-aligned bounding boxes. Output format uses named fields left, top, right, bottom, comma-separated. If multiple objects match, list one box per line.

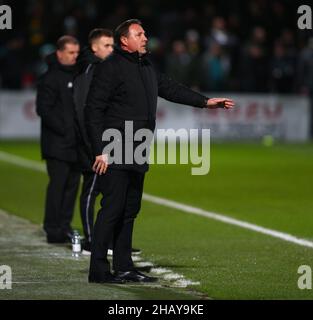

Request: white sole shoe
left=82, top=250, right=91, bottom=256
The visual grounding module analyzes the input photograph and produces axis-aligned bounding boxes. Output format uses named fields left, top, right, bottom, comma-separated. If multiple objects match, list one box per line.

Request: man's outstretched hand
left=206, top=98, right=235, bottom=109
left=92, top=154, right=109, bottom=175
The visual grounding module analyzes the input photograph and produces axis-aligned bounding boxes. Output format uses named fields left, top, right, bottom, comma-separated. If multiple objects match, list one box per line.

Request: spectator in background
left=239, top=26, right=269, bottom=92
left=280, top=29, right=297, bottom=59
left=296, top=37, right=313, bottom=96
left=0, top=37, right=26, bottom=89
left=185, top=29, right=202, bottom=90
left=166, top=40, right=192, bottom=86
left=239, top=43, right=268, bottom=92
left=36, top=36, right=80, bottom=244
left=200, top=41, right=230, bottom=92
left=269, top=41, right=296, bottom=93
left=296, top=37, right=313, bottom=137
left=205, top=17, right=231, bottom=49
left=0, top=0, right=309, bottom=96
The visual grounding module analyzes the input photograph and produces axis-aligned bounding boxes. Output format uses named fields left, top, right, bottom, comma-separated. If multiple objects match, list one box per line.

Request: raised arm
left=157, top=71, right=234, bottom=109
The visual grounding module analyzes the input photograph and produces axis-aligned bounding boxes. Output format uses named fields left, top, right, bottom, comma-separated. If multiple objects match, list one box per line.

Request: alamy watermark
left=297, top=5, right=312, bottom=29
left=297, top=265, right=312, bottom=290
left=0, top=5, right=12, bottom=30
left=0, top=265, right=12, bottom=289
left=101, top=121, right=211, bottom=175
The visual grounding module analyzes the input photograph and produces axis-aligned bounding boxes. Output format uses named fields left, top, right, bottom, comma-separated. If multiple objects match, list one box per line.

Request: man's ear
left=56, top=50, right=62, bottom=60
left=120, top=36, right=128, bottom=47
left=91, top=42, right=97, bottom=53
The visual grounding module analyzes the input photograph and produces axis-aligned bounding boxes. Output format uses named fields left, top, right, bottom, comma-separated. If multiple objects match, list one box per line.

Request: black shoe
left=46, top=234, right=70, bottom=244
left=88, top=272, right=126, bottom=284
left=114, top=270, right=158, bottom=283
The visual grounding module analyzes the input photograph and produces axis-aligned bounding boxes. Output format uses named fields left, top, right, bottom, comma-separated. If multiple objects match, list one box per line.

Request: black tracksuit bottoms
left=80, top=172, right=100, bottom=243
left=44, top=158, right=80, bottom=239
left=89, top=168, right=145, bottom=275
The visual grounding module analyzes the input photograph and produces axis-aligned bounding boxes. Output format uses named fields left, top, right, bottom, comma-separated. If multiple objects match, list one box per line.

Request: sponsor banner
left=0, top=91, right=310, bottom=141
left=0, top=91, right=39, bottom=139
left=156, top=94, right=310, bottom=141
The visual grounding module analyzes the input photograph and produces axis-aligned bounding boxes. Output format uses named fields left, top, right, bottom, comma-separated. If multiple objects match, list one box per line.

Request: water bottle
left=72, top=230, right=81, bottom=258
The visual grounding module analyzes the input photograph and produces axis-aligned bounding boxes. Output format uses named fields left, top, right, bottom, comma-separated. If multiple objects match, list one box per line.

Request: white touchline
left=1, top=150, right=313, bottom=249
left=0, top=151, right=46, bottom=172
left=142, top=194, right=313, bottom=249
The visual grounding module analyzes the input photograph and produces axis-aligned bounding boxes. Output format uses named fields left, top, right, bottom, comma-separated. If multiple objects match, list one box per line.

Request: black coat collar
left=45, top=52, right=77, bottom=74
left=114, top=45, right=149, bottom=64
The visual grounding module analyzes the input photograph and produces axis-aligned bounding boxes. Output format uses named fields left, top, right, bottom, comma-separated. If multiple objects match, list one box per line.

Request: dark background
left=1, top=0, right=313, bottom=95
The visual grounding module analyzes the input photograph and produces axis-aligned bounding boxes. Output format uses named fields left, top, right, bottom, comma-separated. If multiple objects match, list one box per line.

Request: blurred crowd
left=1, top=0, right=313, bottom=94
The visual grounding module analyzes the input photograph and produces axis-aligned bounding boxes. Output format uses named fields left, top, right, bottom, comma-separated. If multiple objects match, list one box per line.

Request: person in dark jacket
left=85, top=19, right=235, bottom=284
left=36, top=35, right=80, bottom=243
left=73, top=29, right=114, bottom=254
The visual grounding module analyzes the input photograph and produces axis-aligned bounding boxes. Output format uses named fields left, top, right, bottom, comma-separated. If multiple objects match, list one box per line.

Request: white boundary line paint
left=142, top=194, right=313, bottom=249
left=0, top=151, right=46, bottom=172
left=1, top=150, right=313, bottom=250
left=132, top=257, right=199, bottom=287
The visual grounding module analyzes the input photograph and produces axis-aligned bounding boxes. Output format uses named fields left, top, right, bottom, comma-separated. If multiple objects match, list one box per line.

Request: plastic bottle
left=72, top=230, right=81, bottom=258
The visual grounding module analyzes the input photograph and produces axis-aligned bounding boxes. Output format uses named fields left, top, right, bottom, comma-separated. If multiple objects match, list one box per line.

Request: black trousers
left=89, top=168, right=145, bottom=276
left=44, top=158, right=80, bottom=239
left=80, top=172, right=100, bottom=243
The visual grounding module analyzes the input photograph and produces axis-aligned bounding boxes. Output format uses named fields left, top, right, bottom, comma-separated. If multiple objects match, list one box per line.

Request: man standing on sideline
left=86, top=19, right=235, bottom=284
left=36, top=36, right=80, bottom=243
left=73, top=29, right=114, bottom=254
left=75, top=29, right=142, bottom=256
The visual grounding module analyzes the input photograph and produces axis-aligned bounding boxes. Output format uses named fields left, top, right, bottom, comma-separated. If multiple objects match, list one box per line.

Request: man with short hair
left=73, top=29, right=113, bottom=254
left=36, top=35, right=80, bottom=243
left=86, top=19, right=234, bottom=284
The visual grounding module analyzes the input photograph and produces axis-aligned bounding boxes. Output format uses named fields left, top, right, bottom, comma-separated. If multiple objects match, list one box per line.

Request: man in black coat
left=85, top=19, right=235, bottom=284
left=36, top=35, right=80, bottom=243
left=73, top=29, right=114, bottom=254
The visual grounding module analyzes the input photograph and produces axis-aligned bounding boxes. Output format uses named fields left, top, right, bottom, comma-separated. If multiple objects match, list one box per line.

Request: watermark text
left=0, top=5, right=12, bottom=30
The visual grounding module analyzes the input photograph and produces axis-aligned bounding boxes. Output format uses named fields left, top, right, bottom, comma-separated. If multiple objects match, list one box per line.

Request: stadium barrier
left=0, top=90, right=310, bottom=141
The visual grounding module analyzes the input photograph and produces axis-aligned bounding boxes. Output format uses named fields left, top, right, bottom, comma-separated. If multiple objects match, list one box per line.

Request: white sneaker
left=82, top=249, right=91, bottom=256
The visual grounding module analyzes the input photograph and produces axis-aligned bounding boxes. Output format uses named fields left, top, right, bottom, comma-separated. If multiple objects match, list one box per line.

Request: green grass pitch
left=0, top=141, right=313, bottom=299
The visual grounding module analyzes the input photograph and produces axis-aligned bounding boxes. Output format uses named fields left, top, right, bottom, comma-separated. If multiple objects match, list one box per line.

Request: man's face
left=56, top=43, right=80, bottom=66
left=92, top=36, right=114, bottom=60
left=121, top=24, right=148, bottom=54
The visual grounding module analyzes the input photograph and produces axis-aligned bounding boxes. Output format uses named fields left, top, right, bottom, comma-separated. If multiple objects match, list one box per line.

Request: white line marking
left=173, top=279, right=200, bottom=287
left=0, top=151, right=46, bottom=172
left=163, top=273, right=184, bottom=280
left=150, top=268, right=172, bottom=275
left=142, top=194, right=313, bottom=249
left=135, top=261, right=154, bottom=267
left=1, top=150, right=313, bottom=250
left=132, top=256, right=142, bottom=262
left=134, top=260, right=196, bottom=287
